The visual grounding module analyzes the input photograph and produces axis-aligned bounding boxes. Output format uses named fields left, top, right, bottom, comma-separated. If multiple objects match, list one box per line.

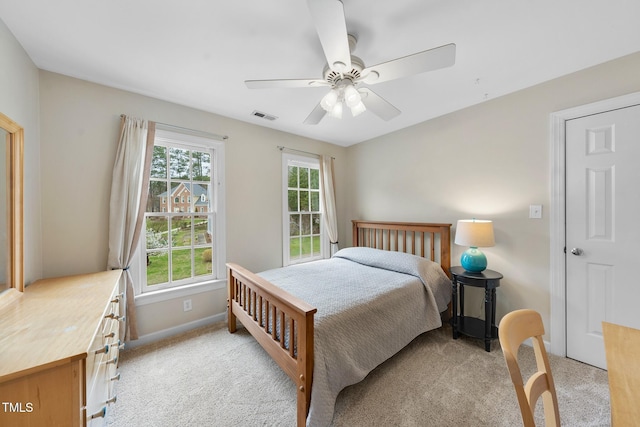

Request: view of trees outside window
left=287, top=161, right=322, bottom=263
left=144, top=142, right=216, bottom=289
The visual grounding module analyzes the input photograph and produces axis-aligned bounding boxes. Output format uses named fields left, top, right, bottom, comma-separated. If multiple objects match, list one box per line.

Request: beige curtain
left=107, top=116, right=155, bottom=341
left=319, top=155, right=338, bottom=255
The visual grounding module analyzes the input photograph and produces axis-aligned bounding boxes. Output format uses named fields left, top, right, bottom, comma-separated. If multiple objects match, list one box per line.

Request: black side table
left=451, top=266, right=503, bottom=352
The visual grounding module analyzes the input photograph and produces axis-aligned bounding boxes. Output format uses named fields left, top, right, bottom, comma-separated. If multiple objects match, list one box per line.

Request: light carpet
left=106, top=322, right=610, bottom=426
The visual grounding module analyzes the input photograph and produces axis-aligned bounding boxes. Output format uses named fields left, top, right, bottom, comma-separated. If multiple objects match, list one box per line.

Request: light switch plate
left=529, top=205, right=542, bottom=219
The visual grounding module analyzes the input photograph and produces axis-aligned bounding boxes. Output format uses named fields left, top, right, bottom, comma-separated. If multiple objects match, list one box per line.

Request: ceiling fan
left=245, top=0, right=456, bottom=125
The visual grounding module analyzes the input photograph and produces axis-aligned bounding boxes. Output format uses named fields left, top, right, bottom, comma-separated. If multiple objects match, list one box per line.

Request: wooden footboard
left=227, top=263, right=316, bottom=427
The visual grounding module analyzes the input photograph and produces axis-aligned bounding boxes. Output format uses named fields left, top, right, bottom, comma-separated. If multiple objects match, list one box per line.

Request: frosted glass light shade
left=329, top=101, right=343, bottom=119
left=350, top=101, right=366, bottom=117
left=320, top=84, right=368, bottom=119
left=320, top=89, right=339, bottom=112
left=344, top=84, right=361, bottom=107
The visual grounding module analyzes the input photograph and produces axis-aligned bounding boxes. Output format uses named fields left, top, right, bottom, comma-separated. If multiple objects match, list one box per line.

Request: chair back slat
left=499, top=309, right=560, bottom=427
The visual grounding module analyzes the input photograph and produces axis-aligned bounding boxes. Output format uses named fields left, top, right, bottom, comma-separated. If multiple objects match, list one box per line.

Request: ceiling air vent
left=251, top=110, right=278, bottom=121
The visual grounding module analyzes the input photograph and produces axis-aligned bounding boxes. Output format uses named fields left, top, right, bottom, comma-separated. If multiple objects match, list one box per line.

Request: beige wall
left=0, top=19, right=42, bottom=285
left=346, top=52, right=640, bottom=334
left=6, top=8, right=640, bottom=343
left=38, top=71, right=348, bottom=337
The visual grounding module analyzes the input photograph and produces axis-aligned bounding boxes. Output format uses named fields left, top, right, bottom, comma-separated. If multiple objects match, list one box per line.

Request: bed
left=226, top=220, right=452, bottom=426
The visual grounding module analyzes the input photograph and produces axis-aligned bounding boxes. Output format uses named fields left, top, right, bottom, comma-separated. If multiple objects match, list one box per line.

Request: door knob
left=570, top=248, right=584, bottom=256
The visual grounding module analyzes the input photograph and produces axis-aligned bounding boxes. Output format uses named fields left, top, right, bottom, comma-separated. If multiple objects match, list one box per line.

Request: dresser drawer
left=86, top=343, right=120, bottom=424
left=85, top=287, right=122, bottom=425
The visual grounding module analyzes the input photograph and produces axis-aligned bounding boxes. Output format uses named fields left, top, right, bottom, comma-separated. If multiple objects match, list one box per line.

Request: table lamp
left=454, top=219, right=495, bottom=272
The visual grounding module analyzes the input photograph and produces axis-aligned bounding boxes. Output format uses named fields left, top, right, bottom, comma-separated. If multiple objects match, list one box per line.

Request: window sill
left=134, top=279, right=226, bottom=306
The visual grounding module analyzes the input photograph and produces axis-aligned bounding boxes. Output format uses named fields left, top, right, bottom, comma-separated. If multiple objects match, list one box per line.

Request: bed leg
left=296, top=375, right=311, bottom=427
left=227, top=269, right=237, bottom=333
left=296, top=315, right=314, bottom=427
left=228, top=304, right=237, bottom=333
left=297, top=395, right=307, bottom=427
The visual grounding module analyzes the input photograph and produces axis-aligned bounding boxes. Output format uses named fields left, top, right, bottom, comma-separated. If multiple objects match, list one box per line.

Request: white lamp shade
left=454, top=219, right=495, bottom=247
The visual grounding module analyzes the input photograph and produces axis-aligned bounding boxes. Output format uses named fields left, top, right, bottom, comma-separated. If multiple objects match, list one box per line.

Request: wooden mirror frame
left=0, top=112, right=24, bottom=293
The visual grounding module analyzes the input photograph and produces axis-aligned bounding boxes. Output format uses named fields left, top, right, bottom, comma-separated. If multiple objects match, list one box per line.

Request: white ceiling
left=1, top=0, right=639, bottom=146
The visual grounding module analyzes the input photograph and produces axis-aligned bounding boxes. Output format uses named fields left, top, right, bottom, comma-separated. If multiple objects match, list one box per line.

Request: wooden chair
left=499, top=309, right=560, bottom=427
left=602, top=322, right=640, bottom=426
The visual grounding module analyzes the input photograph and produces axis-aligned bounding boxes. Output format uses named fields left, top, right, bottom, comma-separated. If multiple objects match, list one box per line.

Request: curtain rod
left=120, top=114, right=228, bottom=141
left=277, top=145, right=335, bottom=160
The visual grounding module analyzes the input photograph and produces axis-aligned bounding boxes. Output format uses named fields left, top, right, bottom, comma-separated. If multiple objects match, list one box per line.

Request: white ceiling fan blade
left=303, top=103, right=327, bottom=125
left=361, top=43, right=456, bottom=85
left=307, top=0, right=352, bottom=72
left=359, top=88, right=401, bottom=121
left=245, top=79, right=329, bottom=89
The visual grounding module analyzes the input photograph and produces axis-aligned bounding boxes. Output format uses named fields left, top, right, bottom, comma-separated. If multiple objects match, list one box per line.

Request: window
left=283, top=153, right=326, bottom=265
left=139, top=128, right=225, bottom=293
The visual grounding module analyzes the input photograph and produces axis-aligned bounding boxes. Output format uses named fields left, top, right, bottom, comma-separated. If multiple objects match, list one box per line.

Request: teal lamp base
left=460, top=247, right=487, bottom=272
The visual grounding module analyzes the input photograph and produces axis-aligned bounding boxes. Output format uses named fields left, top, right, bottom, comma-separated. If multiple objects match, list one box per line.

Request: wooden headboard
left=352, top=220, right=452, bottom=277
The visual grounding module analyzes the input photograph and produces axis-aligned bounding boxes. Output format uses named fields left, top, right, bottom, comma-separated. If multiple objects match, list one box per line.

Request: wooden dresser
left=0, top=270, right=123, bottom=426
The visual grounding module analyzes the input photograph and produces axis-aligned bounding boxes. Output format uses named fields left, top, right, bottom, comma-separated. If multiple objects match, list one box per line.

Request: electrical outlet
left=183, top=299, right=192, bottom=312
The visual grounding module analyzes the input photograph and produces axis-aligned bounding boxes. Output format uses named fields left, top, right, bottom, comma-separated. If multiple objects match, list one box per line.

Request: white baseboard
left=125, top=313, right=226, bottom=349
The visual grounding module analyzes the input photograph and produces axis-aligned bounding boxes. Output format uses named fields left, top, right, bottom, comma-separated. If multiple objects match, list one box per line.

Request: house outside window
left=282, top=153, right=326, bottom=265
left=139, top=128, right=225, bottom=293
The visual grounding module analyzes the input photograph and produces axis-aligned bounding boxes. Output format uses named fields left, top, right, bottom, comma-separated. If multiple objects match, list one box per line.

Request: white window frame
left=282, top=153, right=328, bottom=266
left=133, top=128, right=226, bottom=297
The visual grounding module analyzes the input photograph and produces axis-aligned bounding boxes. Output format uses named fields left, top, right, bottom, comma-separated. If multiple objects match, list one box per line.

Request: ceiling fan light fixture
left=329, top=101, right=343, bottom=119
left=320, top=88, right=339, bottom=112
left=350, top=101, right=366, bottom=117
left=343, top=84, right=361, bottom=108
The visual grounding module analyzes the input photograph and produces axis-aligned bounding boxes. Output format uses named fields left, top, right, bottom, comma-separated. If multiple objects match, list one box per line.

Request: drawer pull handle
left=107, top=339, right=125, bottom=351
left=105, top=332, right=115, bottom=339
left=105, top=396, right=117, bottom=405
left=104, top=313, right=122, bottom=320
left=90, top=407, right=107, bottom=419
left=110, top=372, right=121, bottom=381
left=95, top=344, right=109, bottom=355
left=111, top=293, right=124, bottom=303
left=106, top=356, right=118, bottom=365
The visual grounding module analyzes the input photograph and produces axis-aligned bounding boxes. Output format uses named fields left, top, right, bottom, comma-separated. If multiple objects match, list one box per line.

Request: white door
left=565, top=104, right=640, bottom=369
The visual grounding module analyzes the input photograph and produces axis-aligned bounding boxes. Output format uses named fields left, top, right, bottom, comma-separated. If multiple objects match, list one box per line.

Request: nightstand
left=450, top=266, right=503, bottom=352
